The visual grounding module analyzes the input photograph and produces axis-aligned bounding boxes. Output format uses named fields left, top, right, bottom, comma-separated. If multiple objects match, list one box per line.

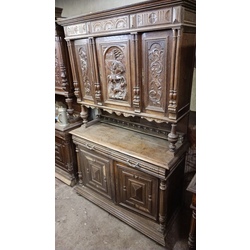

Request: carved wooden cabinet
left=57, top=0, right=196, bottom=247
left=55, top=123, right=82, bottom=186
left=55, top=8, right=81, bottom=185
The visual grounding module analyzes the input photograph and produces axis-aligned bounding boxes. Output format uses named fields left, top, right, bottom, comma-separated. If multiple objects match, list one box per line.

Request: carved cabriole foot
left=80, top=105, right=88, bottom=128
left=168, top=123, right=178, bottom=152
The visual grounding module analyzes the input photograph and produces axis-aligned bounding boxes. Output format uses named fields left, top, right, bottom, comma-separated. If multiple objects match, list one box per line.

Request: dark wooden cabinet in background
left=55, top=8, right=81, bottom=186
left=57, top=0, right=196, bottom=247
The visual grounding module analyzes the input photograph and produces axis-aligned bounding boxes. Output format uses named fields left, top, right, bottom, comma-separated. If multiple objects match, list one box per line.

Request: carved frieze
left=136, top=8, right=172, bottom=28
left=65, top=23, right=87, bottom=37
left=105, top=47, right=128, bottom=101
left=91, top=16, right=129, bottom=33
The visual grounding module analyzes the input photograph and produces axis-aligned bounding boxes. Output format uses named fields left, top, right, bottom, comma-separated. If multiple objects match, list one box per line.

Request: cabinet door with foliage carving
left=74, top=39, right=95, bottom=104
left=95, top=35, right=135, bottom=112
left=141, top=30, right=173, bottom=118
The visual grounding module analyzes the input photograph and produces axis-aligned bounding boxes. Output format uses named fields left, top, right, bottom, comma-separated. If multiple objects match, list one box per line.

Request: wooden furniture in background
left=55, top=8, right=81, bottom=185
left=57, top=0, right=196, bottom=247
left=187, top=173, right=196, bottom=249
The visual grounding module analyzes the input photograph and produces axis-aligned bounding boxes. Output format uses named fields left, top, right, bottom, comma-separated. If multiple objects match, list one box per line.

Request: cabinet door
left=55, top=137, right=66, bottom=170
left=55, top=23, right=73, bottom=95
left=141, top=30, right=173, bottom=117
left=78, top=147, right=113, bottom=200
left=74, top=39, right=95, bottom=103
left=95, top=35, right=134, bottom=110
left=114, top=161, right=158, bottom=221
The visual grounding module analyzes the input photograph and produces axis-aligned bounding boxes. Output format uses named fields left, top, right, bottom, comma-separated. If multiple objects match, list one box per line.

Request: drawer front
left=78, top=147, right=113, bottom=200
left=115, top=161, right=158, bottom=221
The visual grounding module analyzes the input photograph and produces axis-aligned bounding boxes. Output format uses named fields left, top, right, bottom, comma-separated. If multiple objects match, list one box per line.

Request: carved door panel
left=55, top=23, right=73, bottom=95
left=78, top=148, right=113, bottom=200
left=141, top=30, right=173, bottom=117
left=114, top=161, right=158, bottom=221
left=55, top=137, right=68, bottom=171
left=74, top=39, right=95, bottom=103
left=96, top=35, right=133, bottom=110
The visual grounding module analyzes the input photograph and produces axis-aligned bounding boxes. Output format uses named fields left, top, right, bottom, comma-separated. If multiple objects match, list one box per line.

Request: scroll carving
left=105, top=47, right=127, bottom=101
left=55, top=48, right=68, bottom=89
left=78, top=46, right=91, bottom=97
left=55, top=49, right=61, bottom=86
left=148, top=43, right=164, bottom=107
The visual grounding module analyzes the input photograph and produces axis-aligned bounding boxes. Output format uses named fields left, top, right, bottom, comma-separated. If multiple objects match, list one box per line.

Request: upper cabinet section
left=57, top=0, right=196, bottom=123
left=55, top=8, right=74, bottom=97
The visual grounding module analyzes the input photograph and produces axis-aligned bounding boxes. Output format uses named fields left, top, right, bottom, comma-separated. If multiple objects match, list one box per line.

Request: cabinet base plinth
left=55, top=166, right=76, bottom=187
left=74, top=184, right=180, bottom=248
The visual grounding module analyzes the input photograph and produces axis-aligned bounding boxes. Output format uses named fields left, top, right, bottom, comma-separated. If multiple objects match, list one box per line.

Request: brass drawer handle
left=126, top=160, right=140, bottom=168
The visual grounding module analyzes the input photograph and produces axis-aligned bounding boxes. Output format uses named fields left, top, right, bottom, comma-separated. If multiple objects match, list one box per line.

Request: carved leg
left=188, top=209, right=196, bottom=249
left=80, top=105, right=88, bottom=127
left=65, top=97, right=74, bottom=121
left=168, top=123, right=179, bottom=152
left=75, top=146, right=83, bottom=185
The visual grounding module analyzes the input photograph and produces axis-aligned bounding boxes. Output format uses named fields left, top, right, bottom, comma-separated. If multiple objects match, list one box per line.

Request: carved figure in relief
left=78, top=47, right=91, bottom=96
left=105, top=47, right=127, bottom=100
left=148, top=43, right=164, bottom=106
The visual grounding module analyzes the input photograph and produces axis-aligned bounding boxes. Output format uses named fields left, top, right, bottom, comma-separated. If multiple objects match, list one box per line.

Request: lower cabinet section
left=71, top=123, right=187, bottom=247
left=55, top=122, right=81, bottom=186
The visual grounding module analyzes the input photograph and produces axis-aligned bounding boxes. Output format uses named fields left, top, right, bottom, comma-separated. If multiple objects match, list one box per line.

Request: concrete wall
left=55, top=0, right=196, bottom=111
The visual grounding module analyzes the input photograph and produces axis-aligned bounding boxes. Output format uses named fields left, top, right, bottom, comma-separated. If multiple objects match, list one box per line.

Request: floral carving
left=55, top=48, right=61, bottom=86
left=148, top=43, right=164, bottom=106
left=78, top=46, right=91, bottom=96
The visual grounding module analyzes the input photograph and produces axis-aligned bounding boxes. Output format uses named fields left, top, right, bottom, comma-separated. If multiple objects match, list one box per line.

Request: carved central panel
left=105, top=46, right=127, bottom=101
left=78, top=46, right=91, bottom=97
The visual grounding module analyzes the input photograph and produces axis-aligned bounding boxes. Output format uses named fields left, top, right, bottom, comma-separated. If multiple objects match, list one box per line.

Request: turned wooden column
left=159, top=179, right=168, bottom=232
left=75, top=146, right=83, bottom=185
left=168, top=123, right=179, bottom=151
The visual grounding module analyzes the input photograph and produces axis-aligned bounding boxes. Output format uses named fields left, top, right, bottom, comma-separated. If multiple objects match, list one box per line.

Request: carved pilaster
left=75, top=146, right=83, bottom=185
left=168, top=123, right=178, bottom=152
left=89, top=37, right=102, bottom=105
left=159, top=179, right=167, bottom=232
left=132, top=33, right=141, bottom=112
left=67, top=40, right=81, bottom=101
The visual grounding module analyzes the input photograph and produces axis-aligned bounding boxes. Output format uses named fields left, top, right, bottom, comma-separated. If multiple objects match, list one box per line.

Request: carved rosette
left=105, top=47, right=128, bottom=101
left=78, top=46, right=91, bottom=97
left=148, top=43, right=164, bottom=107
